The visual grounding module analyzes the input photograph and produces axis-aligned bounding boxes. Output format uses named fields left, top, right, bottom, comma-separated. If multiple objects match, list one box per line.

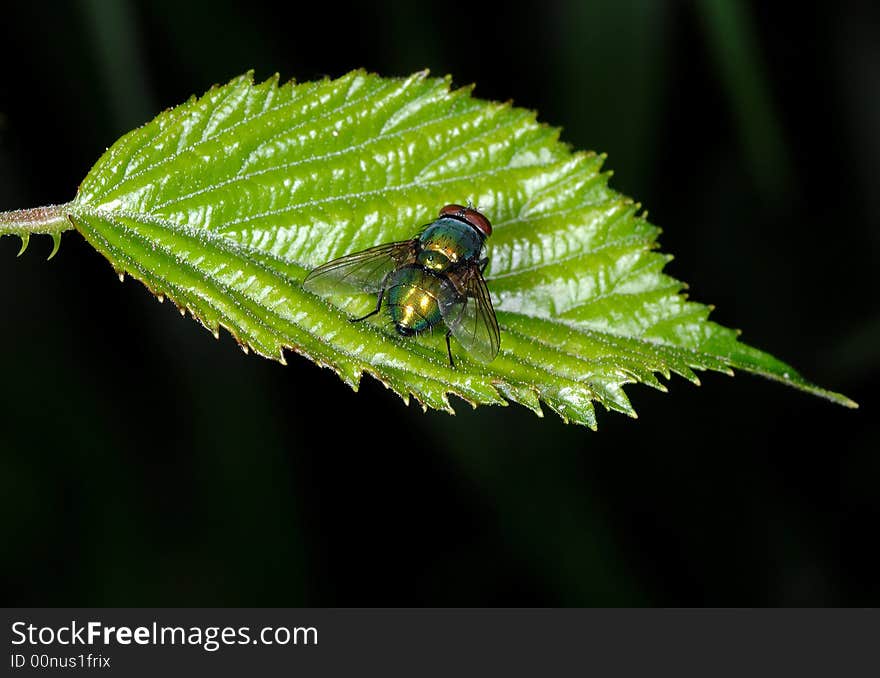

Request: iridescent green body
left=386, top=265, right=454, bottom=335
left=388, top=217, right=484, bottom=335
left=417, top=218, right=484, bottom=270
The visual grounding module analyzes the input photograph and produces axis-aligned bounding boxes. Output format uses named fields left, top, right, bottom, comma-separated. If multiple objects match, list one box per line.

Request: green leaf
left=1, top=71, right=856, bottom=426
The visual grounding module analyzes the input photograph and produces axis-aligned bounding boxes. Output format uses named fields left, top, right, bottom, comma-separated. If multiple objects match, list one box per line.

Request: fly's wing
left=441, top=266, right=501, bottom=363
left=302, top=240, right=417, bottom=294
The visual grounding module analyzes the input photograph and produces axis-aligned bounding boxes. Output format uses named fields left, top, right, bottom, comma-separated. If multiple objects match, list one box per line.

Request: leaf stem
left=0, top=204, right=74, bottom=259
left=0, top=204, right=73, bottom=235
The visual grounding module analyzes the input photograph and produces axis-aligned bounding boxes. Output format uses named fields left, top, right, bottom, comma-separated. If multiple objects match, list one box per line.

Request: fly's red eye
left=439, top=204, right=467, bottom=218
left=438, top=204, right=492, bottom=238
left=462, top=208, right=492, bottom=237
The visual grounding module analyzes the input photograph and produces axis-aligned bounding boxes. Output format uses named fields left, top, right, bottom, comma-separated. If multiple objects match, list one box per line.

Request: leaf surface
left=50, top=70, right=854, bottom=426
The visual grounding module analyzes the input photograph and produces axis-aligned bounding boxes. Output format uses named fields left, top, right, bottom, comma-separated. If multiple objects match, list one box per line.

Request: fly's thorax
left=416, top=248, right=451, bottom=271
left=386, top=265, right=456, bottom=335
left=418, top=217, right=484, bottom=270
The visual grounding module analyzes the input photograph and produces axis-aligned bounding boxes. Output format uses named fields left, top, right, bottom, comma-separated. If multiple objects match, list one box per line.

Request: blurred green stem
left=697, top=0, right=794, bottom=197
left=79, top=0, right=153, bottom=131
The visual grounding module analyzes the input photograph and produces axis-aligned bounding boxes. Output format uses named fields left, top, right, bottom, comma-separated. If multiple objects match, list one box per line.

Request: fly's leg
left=478, top=257, right=489, bottom=273
left=445, top=330, right=456, bottom=368
left=351, top=287, right=385, bottom=323
left=443, top=292, right=469, bottom=369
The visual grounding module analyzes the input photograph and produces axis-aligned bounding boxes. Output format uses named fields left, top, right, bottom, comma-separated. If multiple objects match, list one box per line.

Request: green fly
left=303, top=204, right=500, bottom=367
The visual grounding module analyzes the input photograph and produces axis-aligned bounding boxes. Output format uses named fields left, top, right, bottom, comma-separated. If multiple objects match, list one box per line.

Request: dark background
left=1, top=1, right=876, bottom=606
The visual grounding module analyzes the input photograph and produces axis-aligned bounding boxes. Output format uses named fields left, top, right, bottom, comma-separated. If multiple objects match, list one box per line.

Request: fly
left=302, top=204, right=500, bottom=367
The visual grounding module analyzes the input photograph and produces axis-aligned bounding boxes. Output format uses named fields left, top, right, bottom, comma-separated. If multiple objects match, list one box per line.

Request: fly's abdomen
left=386, top=267, right=450, bottom=336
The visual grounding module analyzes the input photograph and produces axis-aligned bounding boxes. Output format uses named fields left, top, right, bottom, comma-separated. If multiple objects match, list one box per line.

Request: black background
left=0, top=1, right=877, bottom=606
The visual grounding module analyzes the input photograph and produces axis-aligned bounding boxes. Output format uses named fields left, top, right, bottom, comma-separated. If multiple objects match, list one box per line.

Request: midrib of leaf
left=1, top=69, right=853, bottom=427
